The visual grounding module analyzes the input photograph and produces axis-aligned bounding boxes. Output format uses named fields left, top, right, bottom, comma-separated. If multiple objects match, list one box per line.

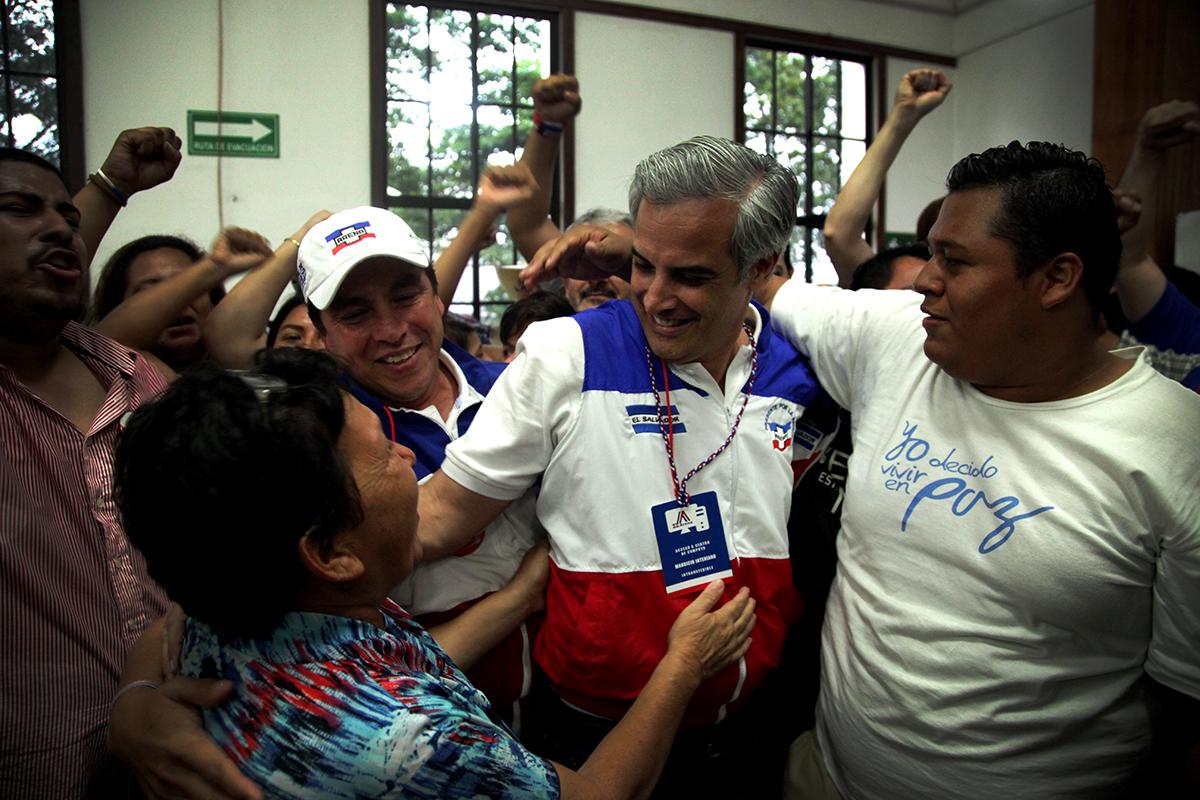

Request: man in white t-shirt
left=759, top=141, right=1200, bottom=799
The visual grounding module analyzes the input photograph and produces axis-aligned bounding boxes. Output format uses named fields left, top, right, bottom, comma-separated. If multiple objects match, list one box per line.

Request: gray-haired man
left=417, top=135, right=839, bottom=795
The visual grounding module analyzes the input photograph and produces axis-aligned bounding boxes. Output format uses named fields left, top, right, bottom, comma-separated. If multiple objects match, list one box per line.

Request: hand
left=97, top=127, right=183, bottom=196
left=518, top=223, right=632, bottom=292
left=289, top=210, right=332, bottom=245
left=666, top=581, right=755, bottom=682
left=532, top=74, right=582, bottom=125
left=892, top=69, right=952, bottom=123
left=1136, top=99, right=1200, bottom=152
left=1114, top=188, right=1142, bottom=235
left=477, top=163, right=539, bottom=211
left=209, top=227, right=273, bottom=278
left=502, top=540, right=551, bottom=617
left=109, top=676, right=262, bottom=800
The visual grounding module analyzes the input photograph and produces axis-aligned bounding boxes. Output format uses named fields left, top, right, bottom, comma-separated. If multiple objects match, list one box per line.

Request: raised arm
left=508, top=74, right=582, bottom=261
left=94, top=228, right=271, bottom=351
left=1114, top=99, right=1199, bottom=322
left=76, top=127, right=183, bottom=265
left=433, top=164, right=539, bottom=307
left=203, top=211, right=330, bottom=369
left=823, top=68, right=951, bottom=287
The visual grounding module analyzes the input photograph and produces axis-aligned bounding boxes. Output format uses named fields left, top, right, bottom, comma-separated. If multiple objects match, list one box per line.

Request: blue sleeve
left=1128, top=282, right=1200, bottom=355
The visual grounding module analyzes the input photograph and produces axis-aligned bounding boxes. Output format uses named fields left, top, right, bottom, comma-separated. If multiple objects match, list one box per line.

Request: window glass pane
left=773, top=135, right=807, bottom=214
left=809, top=227, right=838, bottom=286
left=841, top=139, right=866, bottom=187
left=811, top=137, right=841, bottom=214
left=840, top=61, right=867, bottom=139
left=430, top=103, right=474, bottom=197
left=477, top=221, right=516, bottom=266
left=775, top=51, right=806, bottom=133
left=8, top=0, right=55, bottom=74
left=788, top=226, right=806, bottom=278
left=811, top=56, right=839, bottom=135
left=477, top=104, right=516, bottom=170
left=386, top=4, right=429, bottom=102
left=385, top=4, right=555, bottom=317
left=11, top=75, right=58, bottom=164
left=476, top=14, right=515, bottom=105
left=513, top=17, right=551, bottom=103
left=743, top=47, right=773, bottom=131
left=394, top=206, right=433, bottom=261
left=428, top=9, right=473, bottom=107
left=387, top=100, right=430, bottom=197
left=745, top=130, right=769, bottom=157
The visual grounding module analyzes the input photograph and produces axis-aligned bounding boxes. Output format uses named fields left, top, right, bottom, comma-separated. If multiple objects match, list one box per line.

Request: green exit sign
left=187, top=110, right=279, bottom=158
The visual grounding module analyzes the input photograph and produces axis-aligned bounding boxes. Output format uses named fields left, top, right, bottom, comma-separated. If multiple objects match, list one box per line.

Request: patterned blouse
left=179, top=600, right=560, bottom=798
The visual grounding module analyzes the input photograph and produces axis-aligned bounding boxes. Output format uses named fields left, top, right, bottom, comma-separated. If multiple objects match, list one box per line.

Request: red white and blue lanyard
left=644, top=321, right=759, bottom=506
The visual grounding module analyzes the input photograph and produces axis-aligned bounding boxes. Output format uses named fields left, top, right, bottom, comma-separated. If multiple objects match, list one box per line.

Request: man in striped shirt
left=0, top=136, right=181, bottom=798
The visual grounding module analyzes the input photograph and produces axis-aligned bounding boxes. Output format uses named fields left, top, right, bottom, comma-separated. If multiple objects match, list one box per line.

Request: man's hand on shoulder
left=518, top=223, right=632, bottom=292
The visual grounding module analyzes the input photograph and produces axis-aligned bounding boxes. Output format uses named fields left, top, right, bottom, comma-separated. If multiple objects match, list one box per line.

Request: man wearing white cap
left=297, top=207, right=544, bottom=725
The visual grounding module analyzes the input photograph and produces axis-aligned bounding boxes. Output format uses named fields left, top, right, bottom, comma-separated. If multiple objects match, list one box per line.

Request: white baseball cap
left=297, top=206, right=430, bottom=310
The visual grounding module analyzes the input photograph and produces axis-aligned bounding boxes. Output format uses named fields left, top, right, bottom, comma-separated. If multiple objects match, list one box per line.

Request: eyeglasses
left=231, top=371, right=290, bottom=403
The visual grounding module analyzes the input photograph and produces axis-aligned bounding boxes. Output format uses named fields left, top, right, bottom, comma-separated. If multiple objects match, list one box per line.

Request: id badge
left=651, top=491, right=733, bottom=594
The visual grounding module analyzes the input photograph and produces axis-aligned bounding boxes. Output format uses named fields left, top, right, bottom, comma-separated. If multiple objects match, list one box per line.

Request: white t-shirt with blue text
left=771, top=281, right=1200, bottom=800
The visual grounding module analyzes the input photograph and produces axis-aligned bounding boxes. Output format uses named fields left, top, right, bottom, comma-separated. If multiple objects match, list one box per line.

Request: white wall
left=883, top=57, right=958, bottom=237
left=952, top=2, right=1094, bottom=160
left=81, top=0, right=371, bottom=277
left=573, top=12, right=734, bottom=212
left=78, top=0, right=1095, bottom=275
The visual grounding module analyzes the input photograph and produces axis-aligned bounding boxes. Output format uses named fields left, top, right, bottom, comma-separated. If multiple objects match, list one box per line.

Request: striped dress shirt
left=0, top=322, right=169, bottom=798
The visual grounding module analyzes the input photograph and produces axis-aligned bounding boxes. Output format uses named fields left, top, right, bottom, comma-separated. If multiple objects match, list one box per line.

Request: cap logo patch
left=326, top=221, right=376, bottom=255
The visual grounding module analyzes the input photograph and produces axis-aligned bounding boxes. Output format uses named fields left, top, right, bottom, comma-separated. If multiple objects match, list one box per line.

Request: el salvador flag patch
left=626, top=404, right=686, bottom=435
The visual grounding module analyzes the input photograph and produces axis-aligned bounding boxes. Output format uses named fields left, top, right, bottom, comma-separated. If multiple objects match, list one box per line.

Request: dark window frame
left=370, top=0, right=566, bottom=323
left=737, top=36, right=874, bottom=282
left=0, top=0, right=83, bottom=190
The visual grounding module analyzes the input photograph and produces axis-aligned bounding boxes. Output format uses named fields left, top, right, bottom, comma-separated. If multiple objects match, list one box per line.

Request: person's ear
left=745, top=252, right=777, bottom=293
left=1039, top=252, right=1085, bottom=310
left=297, top=528, right=365, bottom=583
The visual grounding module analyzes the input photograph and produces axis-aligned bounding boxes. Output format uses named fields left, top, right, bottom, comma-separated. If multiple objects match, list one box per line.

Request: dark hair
left=443, top=311, right=489, bottom=351
left=88, top=234, right=210, bottom=324
left=500, top=292, right=574, bottom=346
left=915, top=196, right=944, bottom=244
left=0, top=147, right=64, bottom=181
left=114, top=348, right=363, bottom=637
left=850, top=244, right=931, bottom=290
left=267, top=294, right=306, bottom=348
left=945, top=141, right=1120, bottom=313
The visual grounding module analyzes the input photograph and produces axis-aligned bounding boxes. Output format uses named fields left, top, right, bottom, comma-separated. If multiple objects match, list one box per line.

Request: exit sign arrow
left=187, top=110, right=280, bottom=158
left=193, top=118, right=273, bottom=142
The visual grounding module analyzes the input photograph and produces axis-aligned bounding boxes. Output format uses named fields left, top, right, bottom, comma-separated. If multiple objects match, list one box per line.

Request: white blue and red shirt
left=442, top=300, right=837, bottom=727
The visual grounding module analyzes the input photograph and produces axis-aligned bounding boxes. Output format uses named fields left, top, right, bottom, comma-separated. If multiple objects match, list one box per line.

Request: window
left=380, top=3, right=559, bottom=327
left=2, top=0, right=60, bottom=162
left=742, top=44, right=870, bottom=284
